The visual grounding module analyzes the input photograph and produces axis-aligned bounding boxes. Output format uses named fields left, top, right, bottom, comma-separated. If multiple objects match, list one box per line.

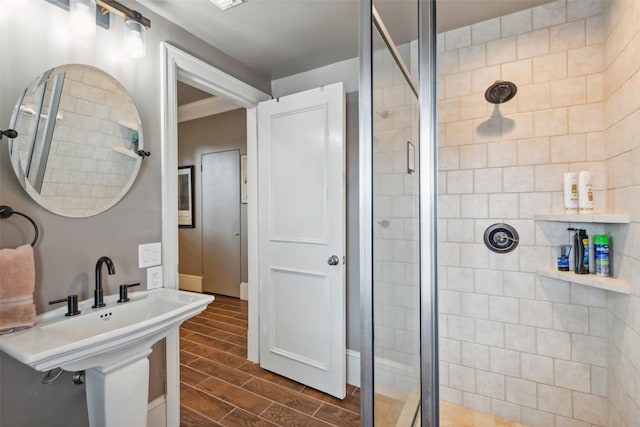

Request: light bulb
left=69, top=0, right=96, bottom=37
left=125, top=18, right=146, bottom=58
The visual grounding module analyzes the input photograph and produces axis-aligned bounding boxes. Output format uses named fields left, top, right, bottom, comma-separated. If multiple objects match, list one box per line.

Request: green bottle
left=594, top=235, right=610, bottom=277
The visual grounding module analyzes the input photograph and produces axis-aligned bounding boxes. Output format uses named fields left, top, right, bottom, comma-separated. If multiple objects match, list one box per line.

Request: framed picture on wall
left=241, top=154, right=248, bottom=204
left=178, top=165, right=195, bottom=228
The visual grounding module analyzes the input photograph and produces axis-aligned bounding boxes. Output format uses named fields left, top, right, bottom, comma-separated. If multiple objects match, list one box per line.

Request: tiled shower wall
left=435, top=0, right=630, bottom=426
left=373, top=42, right=421, bottom=398
left=603, top=0, right=640, bottom=425
left=14, top=66, right=139, bottom=216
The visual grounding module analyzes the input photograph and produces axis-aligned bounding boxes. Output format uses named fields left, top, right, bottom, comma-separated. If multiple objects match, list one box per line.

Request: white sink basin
left=0, top=288, right=213, bottom=427
left=0, top=288, right=213, bottom=371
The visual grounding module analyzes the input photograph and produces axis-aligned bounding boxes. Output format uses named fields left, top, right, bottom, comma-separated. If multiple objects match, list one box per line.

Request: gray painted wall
left=345, top=92, right=361, bottom=352
left=178, top=108, right=249, bottom=285
left=0, top=1, right=268, bottom=425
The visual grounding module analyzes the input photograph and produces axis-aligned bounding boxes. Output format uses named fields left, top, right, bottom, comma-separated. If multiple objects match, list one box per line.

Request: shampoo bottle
left=563, top=172, right=578, bottom=213
left=578, top=171, right=594, bottom=214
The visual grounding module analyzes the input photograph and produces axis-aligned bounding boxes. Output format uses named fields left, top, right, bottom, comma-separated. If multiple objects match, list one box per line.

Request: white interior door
left=202, top=150, right=241, bottom=297
left=257, top=83, right=346, bottom=398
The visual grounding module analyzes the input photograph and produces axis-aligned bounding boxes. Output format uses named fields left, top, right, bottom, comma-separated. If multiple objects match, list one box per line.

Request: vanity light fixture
left=69, top=0, right=96, bottom=36
left=46, top=0, right=151, bottom=58
left=97, top=0, right=151, bottom=58
left=210, top=0, right=244, bottom=11
left=124, top=12, right=146, bottom=58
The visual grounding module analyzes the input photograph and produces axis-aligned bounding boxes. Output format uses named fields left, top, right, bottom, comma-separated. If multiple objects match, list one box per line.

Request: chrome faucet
left=94, top=256, right=115, bottom=308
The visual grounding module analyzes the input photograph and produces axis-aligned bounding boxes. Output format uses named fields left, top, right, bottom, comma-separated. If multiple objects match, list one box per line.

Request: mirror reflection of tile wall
left=14, top=67, right=139, bottom=216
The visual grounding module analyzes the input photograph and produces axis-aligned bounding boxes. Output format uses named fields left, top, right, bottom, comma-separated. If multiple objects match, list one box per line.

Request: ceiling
left=138, top=0, right=552, bottom=81
left=177, top=81, right=212, bottom=105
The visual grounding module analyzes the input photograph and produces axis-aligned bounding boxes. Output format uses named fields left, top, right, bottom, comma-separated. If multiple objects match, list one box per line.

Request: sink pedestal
left=86, top=349, right=152, bottom=427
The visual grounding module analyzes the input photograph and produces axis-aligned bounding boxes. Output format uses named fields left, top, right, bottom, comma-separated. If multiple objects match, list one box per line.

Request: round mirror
left=8, top=64, right=143, bottom=218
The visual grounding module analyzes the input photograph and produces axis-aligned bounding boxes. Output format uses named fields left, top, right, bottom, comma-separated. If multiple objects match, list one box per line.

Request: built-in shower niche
left=535, top=214, right=631, bottom=294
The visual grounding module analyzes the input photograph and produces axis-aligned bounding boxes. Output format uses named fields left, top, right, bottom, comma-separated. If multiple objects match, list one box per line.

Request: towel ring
left=0, top=205, right=39, bottom=247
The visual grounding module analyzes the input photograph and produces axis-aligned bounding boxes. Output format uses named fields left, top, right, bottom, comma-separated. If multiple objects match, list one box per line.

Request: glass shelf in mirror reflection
left=8, top=64, right=144, bottom=218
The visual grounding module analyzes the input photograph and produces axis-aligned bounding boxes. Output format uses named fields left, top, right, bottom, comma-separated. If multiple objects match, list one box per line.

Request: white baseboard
left=347, top=349, right=360, bottom=387
left=147, top=396, right=167, bottom=427
left=240, top=282, right=249, bottom=300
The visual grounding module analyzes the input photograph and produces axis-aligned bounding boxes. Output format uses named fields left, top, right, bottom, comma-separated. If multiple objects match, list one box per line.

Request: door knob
left=327, top=255, right=340, bottom=266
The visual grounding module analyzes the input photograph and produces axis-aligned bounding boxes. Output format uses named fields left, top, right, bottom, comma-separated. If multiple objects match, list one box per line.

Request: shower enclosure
left=361, top=0, right=640, bottom=426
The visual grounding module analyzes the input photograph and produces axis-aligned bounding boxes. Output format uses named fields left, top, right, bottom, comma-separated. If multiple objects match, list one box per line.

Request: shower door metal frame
left=418, top=0, right=439, bottom=426
left=358, top=0, right=439, bottom=425
left=358, top=0, right=374, bottom=424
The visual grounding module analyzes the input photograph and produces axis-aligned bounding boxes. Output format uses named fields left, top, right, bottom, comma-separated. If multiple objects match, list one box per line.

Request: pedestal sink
left=0, top=288, right=214, bottom=427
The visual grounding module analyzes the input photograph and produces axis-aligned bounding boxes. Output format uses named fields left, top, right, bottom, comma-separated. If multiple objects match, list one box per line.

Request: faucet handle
left=49, top=295, right=81, bottom=317
left=117, top=283, right=141, bottom=303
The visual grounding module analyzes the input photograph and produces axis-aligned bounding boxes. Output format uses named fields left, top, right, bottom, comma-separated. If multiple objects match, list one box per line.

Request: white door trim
left=160, top=42, right=269, bottom=427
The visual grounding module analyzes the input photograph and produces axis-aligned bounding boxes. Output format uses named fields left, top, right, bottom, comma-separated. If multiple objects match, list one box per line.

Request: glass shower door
left=371, top=16, right=421, bottom=427
left=360, top=1, right=438, bottom=425
left=373, top=39, right=420, bottom=426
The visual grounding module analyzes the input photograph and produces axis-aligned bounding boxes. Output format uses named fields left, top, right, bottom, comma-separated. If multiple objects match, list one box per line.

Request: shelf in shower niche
left=534, top=213, right=630, bottom=224
left=537, top=269, right=630, bottom=294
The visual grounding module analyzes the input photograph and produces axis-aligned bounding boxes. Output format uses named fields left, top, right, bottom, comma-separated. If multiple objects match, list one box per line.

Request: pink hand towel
left=0, top=244, right=35, bottom=298
left=0, top=244, right=36, bottom=332
left=0, top=296, right=36, bottom=332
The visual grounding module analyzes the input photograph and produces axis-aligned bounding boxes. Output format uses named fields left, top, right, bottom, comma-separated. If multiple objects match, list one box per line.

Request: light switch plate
left=138, top=242, right=162, bottom=268
left=147, top=266, right=163, bottom=289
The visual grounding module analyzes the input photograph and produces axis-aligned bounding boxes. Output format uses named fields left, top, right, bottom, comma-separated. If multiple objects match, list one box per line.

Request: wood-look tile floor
left=179, top=294, right=361, bottom=426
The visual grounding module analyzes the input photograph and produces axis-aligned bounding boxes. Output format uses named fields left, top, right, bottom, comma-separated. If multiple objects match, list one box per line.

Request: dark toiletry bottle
left=573, top=228, right=589, bottom=274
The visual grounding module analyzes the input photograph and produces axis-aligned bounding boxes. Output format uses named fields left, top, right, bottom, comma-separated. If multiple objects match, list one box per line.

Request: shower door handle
left=327, top=255, right=340, bottom=266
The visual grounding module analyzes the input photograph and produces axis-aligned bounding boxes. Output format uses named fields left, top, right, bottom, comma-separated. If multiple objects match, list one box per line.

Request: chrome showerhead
left=484, top=81, right=517, bottom=104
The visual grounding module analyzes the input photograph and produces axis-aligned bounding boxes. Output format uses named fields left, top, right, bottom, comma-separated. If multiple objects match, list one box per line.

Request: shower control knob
left=327, top=255, right=340, bottom=266
left=483, top=223, right=519, bottom=254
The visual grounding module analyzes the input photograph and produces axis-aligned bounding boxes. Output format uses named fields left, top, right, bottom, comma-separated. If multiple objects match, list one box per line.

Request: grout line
left=311, top=402, right=324, bottom=418
left=180, top=382, right=234, bottom=423
left=315, top=399, right=361, bottom=416
left=184, top=331, right=246, bottom=348
left=259, top=402, right=274, bottom=417
left=183, top=405, right=221, bottom=426
left=217, top=408, right=233, bottom=426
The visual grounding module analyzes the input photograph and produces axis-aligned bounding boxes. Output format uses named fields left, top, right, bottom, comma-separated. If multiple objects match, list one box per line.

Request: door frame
left=160, top=42, right=270, bottom=426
